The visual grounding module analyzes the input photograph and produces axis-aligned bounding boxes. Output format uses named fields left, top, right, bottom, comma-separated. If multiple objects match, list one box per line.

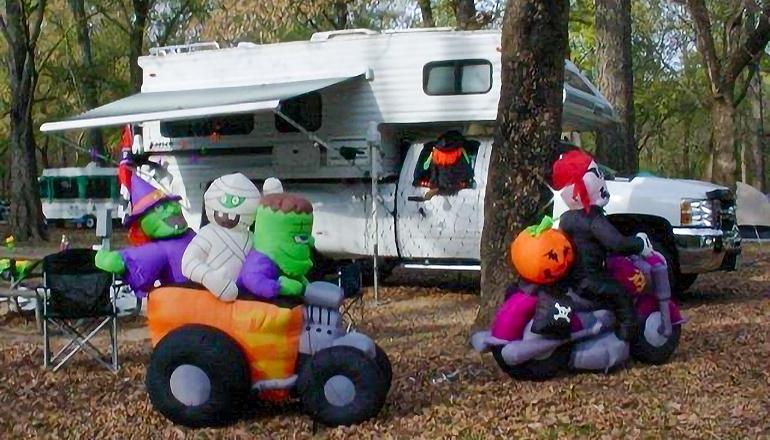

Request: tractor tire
left=298, top=345, right=388, bottom=427
left=146, top=325, right=250, bottom=428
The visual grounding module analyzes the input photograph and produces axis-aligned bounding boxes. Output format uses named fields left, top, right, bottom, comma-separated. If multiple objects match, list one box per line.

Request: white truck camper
left=42, top=28, right=740, bottom=291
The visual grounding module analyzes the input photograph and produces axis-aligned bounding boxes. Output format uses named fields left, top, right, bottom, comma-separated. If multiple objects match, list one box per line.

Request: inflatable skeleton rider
left=551, top=147, right=653, bottom=341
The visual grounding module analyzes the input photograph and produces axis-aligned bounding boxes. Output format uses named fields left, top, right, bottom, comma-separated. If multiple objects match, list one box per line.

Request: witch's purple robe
left=119, top=230, right=195, bottom=296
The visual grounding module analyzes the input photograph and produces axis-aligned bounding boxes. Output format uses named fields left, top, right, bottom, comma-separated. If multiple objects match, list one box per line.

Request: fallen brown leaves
left=1, top=245, right=768, bottom=439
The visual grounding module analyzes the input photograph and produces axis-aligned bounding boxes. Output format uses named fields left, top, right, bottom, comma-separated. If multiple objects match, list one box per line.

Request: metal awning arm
left=272, top=108, right=330, bottom=150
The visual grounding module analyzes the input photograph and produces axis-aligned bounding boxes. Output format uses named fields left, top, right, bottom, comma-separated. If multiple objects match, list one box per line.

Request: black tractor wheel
left=491, top=343, right=571, bottom=381
left=297, top=345, right=389, bottom=427
left=631, top=312, right=681, bottom=365
left=373, top=344, right=393, bottom=392
left=146, top=325, right=251, bottom=428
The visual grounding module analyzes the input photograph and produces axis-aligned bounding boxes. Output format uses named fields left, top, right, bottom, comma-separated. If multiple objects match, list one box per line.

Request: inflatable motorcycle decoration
left=145, top=193, right=391, bottom=428
left=471, top=218, right=685, bottom=380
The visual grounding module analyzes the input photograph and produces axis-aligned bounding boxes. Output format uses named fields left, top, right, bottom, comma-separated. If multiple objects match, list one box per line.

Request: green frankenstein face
left=252, top=205, right=314, bottom=277
left=140, top=200, right=188, bottom=239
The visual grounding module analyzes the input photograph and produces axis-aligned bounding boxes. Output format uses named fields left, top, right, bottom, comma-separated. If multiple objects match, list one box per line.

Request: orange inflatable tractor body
left=148, top=287, right=304, bottom=395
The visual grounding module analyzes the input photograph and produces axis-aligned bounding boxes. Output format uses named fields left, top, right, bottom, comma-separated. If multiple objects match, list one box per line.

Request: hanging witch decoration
left=413, top=130, right=477, bottom=200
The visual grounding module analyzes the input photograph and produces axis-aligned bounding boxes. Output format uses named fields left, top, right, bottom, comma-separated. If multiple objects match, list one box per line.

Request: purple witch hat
left=124, top=174, right=181, bottom=225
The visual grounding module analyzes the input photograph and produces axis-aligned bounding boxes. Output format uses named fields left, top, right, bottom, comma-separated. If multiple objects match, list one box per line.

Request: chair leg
left=110, top=315, right=118, bottom=372
left=43, top=315, right=49, bottom=368
left=50, top=317, right=116, bottom=372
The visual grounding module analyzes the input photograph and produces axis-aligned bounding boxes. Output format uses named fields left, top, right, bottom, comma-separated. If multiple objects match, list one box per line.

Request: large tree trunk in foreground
left=1, top=0, right=48, bottom=241
left=473, top=0, right=569, bottom=330
left=69, top=0, right=105, bottom=162
left=594, top=0, right=637, bottom=175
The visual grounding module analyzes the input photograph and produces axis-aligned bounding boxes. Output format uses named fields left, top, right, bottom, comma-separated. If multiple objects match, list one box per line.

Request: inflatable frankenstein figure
left=95, top=174, right=194, bottom=295
left=237, top=193, right=314, bottom=300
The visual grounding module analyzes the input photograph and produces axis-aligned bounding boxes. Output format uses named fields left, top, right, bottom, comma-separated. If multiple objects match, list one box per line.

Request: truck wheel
left=84, top=215, right=96, bottom=229
left=298, top=346, right=388, bottom=427
left=630, top=312, right=681, bottom=365
left=373, top=344, right=393, bottom=392
left=491, top=344, right=571, bottom=381
left=146, top=325, right=250, bottom=428
left=651, top=241, right=682, bottom=293
left=676, top=274, right=698, bottom=292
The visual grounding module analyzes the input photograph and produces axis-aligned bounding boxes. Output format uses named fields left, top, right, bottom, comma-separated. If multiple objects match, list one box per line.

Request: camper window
left=160, top=114, right=254, bottom=138
left=51, top=177, right=78, bottom=199
left=85, top=177, right=112, bottom=199
left=565, top=70, right=595, bottom=95
left=423, top=60, right=492, bottom=95
left=275, top=92, right=322, bottom=133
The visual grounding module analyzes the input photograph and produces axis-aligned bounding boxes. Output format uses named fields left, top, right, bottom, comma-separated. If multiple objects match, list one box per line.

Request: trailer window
left=39, top=178, right=50, bottom=199
left=565, top=70, right=595, bottom=95
left=160, top=114, right=254, bottom=138
left=85, top=177, right=113, bottom=199
left=275, top=92, right=322, bottom=133
left=423, top=60, right=492, bottom=95
left=51, top=177, right=79, bottom=199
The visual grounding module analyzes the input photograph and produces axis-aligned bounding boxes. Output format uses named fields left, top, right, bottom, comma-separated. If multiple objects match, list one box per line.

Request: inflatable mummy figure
left=182, top=173, right=263, bottom=301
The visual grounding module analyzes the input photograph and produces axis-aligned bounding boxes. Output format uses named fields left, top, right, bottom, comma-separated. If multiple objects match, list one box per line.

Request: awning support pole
left=273, top=108, right=330, bottom=150
left=366, top=122, right=381, bottom=305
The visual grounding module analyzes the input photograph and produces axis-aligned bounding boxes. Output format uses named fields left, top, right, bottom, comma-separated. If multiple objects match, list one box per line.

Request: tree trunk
left=594, top=0, right=637, bottom=175
left=749, top=65, right=765, bottom=191
left=332, top=1, right=348, bottom=29
left=473, top=0, right=569, bottom=330
left=710, top=97, right=737, bottom=186
left=418, top=0, right=435, bottom=27
left=69, top=0, right=105, bottom=162
left=453, top=0, right=478, bottom=30
left=682, top=117, right=691, bottom=178
left=2, top=0, right=48, bottom=242
left=129, top=0, right=150, bottom=92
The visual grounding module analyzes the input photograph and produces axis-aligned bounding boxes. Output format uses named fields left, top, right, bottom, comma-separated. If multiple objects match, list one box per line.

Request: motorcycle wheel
left=631, top=311, right=681, bottom=365
left=491, top=344, right=571, bottom=381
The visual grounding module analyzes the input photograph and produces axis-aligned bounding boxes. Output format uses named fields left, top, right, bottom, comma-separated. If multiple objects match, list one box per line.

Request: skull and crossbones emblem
left=553, top=302, right=572, bottom=322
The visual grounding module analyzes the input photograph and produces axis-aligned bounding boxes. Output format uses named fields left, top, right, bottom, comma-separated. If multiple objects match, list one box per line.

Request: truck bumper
left=673, top=226, right=742, bottom=274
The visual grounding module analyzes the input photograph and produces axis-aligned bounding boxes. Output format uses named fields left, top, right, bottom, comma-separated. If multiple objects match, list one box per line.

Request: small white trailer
left=42, top=28, right=739, bottom=289
left=39, top=164, right=124, bottom=228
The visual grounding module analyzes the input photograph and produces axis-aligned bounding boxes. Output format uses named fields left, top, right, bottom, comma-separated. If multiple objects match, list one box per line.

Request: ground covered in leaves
left=1, top=240, right=768, bottom=439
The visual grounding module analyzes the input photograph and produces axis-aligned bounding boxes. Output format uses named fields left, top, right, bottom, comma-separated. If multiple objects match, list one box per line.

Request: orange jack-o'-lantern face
left=510, top=217, right=574, bottom=284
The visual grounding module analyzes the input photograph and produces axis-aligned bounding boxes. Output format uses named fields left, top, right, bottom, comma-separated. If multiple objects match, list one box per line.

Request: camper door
left=396, top=139, right=489, bottom=260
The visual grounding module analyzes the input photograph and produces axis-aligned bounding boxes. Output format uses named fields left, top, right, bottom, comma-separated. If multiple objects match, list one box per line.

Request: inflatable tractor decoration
left=145, top=193, right=392, bottom=428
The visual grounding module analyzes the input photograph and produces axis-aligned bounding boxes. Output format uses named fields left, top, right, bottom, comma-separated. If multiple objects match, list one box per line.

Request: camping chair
left=37, top=249, right=119, bottom=373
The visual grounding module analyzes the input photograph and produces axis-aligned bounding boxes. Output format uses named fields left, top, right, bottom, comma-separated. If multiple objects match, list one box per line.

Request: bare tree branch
left=733, top=63, right=757, bottom=106
left=686, top=0, right=723, bottom=95
left=723, top=5, right=770, bottom=85
left=0, top=14, right=13, bottom=44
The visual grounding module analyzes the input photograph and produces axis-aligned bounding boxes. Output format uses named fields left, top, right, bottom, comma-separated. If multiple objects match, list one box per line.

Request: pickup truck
left=307, top=138, right=741, bottom=293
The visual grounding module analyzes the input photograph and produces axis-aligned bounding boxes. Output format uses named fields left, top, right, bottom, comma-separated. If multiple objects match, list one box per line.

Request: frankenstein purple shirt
left=237, top=250, right=280, bottom=300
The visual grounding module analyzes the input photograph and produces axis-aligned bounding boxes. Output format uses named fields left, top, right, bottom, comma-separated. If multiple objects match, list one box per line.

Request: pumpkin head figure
left=510, top=216, right=574, bottom=284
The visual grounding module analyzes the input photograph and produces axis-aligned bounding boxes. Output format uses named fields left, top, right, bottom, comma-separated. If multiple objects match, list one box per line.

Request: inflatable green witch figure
left=95, top=174, right=194, bottom=296
left=236, top=193, right=314, bottom=300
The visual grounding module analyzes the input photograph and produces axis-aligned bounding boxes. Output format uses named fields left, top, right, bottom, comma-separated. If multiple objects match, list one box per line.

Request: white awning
left=41, top=74, right=363, bottom=132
